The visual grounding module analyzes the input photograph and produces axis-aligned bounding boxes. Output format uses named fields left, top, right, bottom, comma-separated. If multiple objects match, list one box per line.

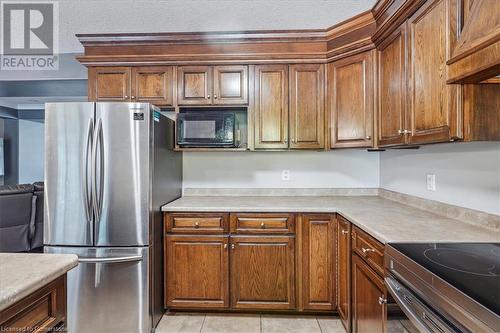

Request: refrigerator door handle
left=84, top=117, right=94, bottom=224
left=78, top=255, right=143, bottom=263
left=92, top=118, right=103, bottom=227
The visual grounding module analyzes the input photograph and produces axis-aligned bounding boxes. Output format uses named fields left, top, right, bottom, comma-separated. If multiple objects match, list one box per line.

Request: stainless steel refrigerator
left=43, top=102, right=182, bottom=333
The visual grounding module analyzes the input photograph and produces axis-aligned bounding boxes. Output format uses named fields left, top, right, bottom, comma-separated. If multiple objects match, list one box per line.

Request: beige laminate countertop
left=161, top=196, right=500, bottom=244
left=0, top=253, right=78, bottom=312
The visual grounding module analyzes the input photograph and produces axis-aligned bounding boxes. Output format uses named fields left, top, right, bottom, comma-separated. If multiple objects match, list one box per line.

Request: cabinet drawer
left=165, top=213, right=229, bottom=234
left=352, top=226, right=385, bottom=276
left=230, top=213, right=295, bottom=234
left=0, top=275, right=66, bottom=332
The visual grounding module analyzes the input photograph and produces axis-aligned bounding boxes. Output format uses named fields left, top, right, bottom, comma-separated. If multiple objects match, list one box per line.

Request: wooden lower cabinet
left=0, top=275, right=67, bottom=332
left=298, top=214, right=336, bottom=311
left=165, top=235, right=229, bottom=309
left=351, top=254, right=387, bottom=333
left=230, top=236, right=295, bottom=310
left=337, top=216, right=351, bottom=331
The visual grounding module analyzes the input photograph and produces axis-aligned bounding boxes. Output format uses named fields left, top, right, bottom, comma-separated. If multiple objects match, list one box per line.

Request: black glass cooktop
left=390, top=243, right=500, bottom=316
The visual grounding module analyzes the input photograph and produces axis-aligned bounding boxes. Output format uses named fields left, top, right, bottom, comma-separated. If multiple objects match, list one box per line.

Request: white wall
left=183, top=151, right=380, bottom=189
left=380, top=142, right=500, bottom=215
left=18, top=120, right=45, bottom=184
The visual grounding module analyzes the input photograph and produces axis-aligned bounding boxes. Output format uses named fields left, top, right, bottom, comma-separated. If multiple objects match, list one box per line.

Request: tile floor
left=156, top=312, right=347, bottom=333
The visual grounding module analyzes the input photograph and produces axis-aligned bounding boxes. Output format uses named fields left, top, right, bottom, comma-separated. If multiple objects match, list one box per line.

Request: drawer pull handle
left=378, top=296, right=387, bottom=305
left=231, top=244, right=235, bottom=250
left=260, top=222, right=265, bottom=229
left=194, top=222, right=200, bottom=228
left=341, top=230, right=349, bottom=235
left=224, top=244, right=227, bottom=249
left=362, top=247, right=375, bottom=254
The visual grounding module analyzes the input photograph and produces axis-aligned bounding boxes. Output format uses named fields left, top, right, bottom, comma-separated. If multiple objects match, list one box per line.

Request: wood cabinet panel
left=0, top=275, right=66, bottom=332
left=298, top=214, right=336, bottom=311
left=177, top=66, right=212, bottom=105
left=132, top=66, right=174, bottom=105
left=337, top=216, right=351, bottom=331
left=352, top=254, right=387, bottom=333
left=352, top=226, right=385, bottom=277
left=289, top=64, right=325, bottom=149
left=165, top=235, right=229, bottom=309
left=377, top=24, right=408, bottom=147
left=213, top=65, right=248, bottom=105
left=230, top=236, right=295, bottom=309
left=165, top=212, right=229, bottom=234
left=254, top=65, right=289, bottom=149
left=408, top=0, right=462, bottom=144
left=88, top=67, right=131, bottom=101
left=230, top=213, right=295, bottom=234
left=329, top=51, right=375, bottom=148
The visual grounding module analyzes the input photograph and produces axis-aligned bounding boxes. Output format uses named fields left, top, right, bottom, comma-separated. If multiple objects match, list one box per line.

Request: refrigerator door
left=45, top=246, right=150, bottom=333
left=94, top=103, right=151, bottom=246
left=44, top=103, right=95, bottom=246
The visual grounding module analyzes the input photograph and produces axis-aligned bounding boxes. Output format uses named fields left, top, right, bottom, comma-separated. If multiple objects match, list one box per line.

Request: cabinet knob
left=131, top=96, right=135, bottom=100
left=398, top=129, right=403, bottom=135
left=378, top=296, right=387, bottom=305
left=224, top=243, right=228, bottom=249
left=207, top=95, right=210, bottom=99
left=366, top=135, right=371, bottom=140
left=231, top=244, right=235, bottom=250
left=361, top=247, right=375, bottom=254
left=214, top=94, right=218, bottom=99
left=194, top=222, right=200, bottom=228
left=260, top=222, right=265, bottom=229
left=124, top=95, right=129, bottom=99
left=341, top=230, right=349, bottom=235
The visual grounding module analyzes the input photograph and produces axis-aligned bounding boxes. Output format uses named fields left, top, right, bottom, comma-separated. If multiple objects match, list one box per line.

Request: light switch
left=426, top=174, right=436, bottom=191
left=282, top=170, right=290, bottom=181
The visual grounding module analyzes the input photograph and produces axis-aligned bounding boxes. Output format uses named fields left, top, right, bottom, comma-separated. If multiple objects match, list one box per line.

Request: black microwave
left=177, top=112, right=236, bottom=147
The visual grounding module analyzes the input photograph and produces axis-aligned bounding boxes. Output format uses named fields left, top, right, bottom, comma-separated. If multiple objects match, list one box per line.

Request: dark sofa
left=0, top=182, right=44, bottom=252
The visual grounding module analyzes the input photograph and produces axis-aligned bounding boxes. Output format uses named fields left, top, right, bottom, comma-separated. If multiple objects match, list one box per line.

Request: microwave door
left=177, top=113, right=235, bottom=147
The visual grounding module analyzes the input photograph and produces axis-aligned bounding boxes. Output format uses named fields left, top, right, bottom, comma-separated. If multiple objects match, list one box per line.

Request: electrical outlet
left=426, top=174, right=436, bottom=191
left=282, top=170, right=290, bottom=181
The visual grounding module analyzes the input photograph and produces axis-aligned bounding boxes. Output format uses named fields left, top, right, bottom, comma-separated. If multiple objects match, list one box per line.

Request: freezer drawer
left=45, top=246, right=150, bottom=333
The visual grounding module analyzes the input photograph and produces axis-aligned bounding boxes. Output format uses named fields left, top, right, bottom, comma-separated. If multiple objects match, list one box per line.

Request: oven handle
left=386, top=277, right=443, bottom=333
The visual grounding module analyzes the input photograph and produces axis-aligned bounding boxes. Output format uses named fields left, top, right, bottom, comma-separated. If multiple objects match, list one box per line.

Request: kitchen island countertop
left=0, top=253, right=78, bottom=311
left=161, top=195, right=500, bottom=244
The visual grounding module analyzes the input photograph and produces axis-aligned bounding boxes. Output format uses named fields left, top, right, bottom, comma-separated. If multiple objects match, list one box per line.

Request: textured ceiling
left=58, top=0, right=376, bottom=53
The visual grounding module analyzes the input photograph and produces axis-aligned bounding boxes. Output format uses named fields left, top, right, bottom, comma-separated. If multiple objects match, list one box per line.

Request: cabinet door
left=408, top=0, right=462, bottom=144
left=329, top=51, right=375, bottom=148
left=177, top=66, right=212, bottom=105
left=298, top=214, right=336, bottom=311
left=132, top=66, right=174, bottom=106
left=352, top=254, right=387, bottom=333
left=165, top=235, right=229, bottom=309
left=378, top=24, right=408, bottom=147
left=88, top=67, right=131, bottom=101
left=289, top=64, right=325, bottom=149
left=254, top=65, right=289, bottom=149
left=230, top=236, right=295, bottom=310
left=213, top=65, right=248, bottom=105
left=338, top=216, right=351, bottom=331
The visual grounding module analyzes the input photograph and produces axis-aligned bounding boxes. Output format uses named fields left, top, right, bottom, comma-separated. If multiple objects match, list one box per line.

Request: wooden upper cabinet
left=230, top=236, right=295, bottom=310
left=88, top=67, right=131, bottom=101
left=407, top=0, right=462, bottom=144
left=298, top=214, right=336, bottom=311
left=213, top=65, right=248, bottom=105
left=132, top=66, right=174, bottom=106
left=289, top=64, right=325, bottom=149
left=254, top=65, right=289, bottom=149
left=352, top=254, right=387, bottom=333
left=329, top=50, right=375, bottom=148
left=378, top=24, right=408, bottom=147
left=337, top=216, right=351, bottom=331
left=165, top=235, right=229, bottom=309
left=177, top=66, right=212, bottom=105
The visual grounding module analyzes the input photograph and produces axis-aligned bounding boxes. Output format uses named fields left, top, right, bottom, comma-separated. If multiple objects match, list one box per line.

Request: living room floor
left=156, top=313, right=347, bottom=333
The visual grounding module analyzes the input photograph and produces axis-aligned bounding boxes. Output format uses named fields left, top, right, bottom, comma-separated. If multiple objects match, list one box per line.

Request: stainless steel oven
left=177, top=111, right=236, bottom=147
